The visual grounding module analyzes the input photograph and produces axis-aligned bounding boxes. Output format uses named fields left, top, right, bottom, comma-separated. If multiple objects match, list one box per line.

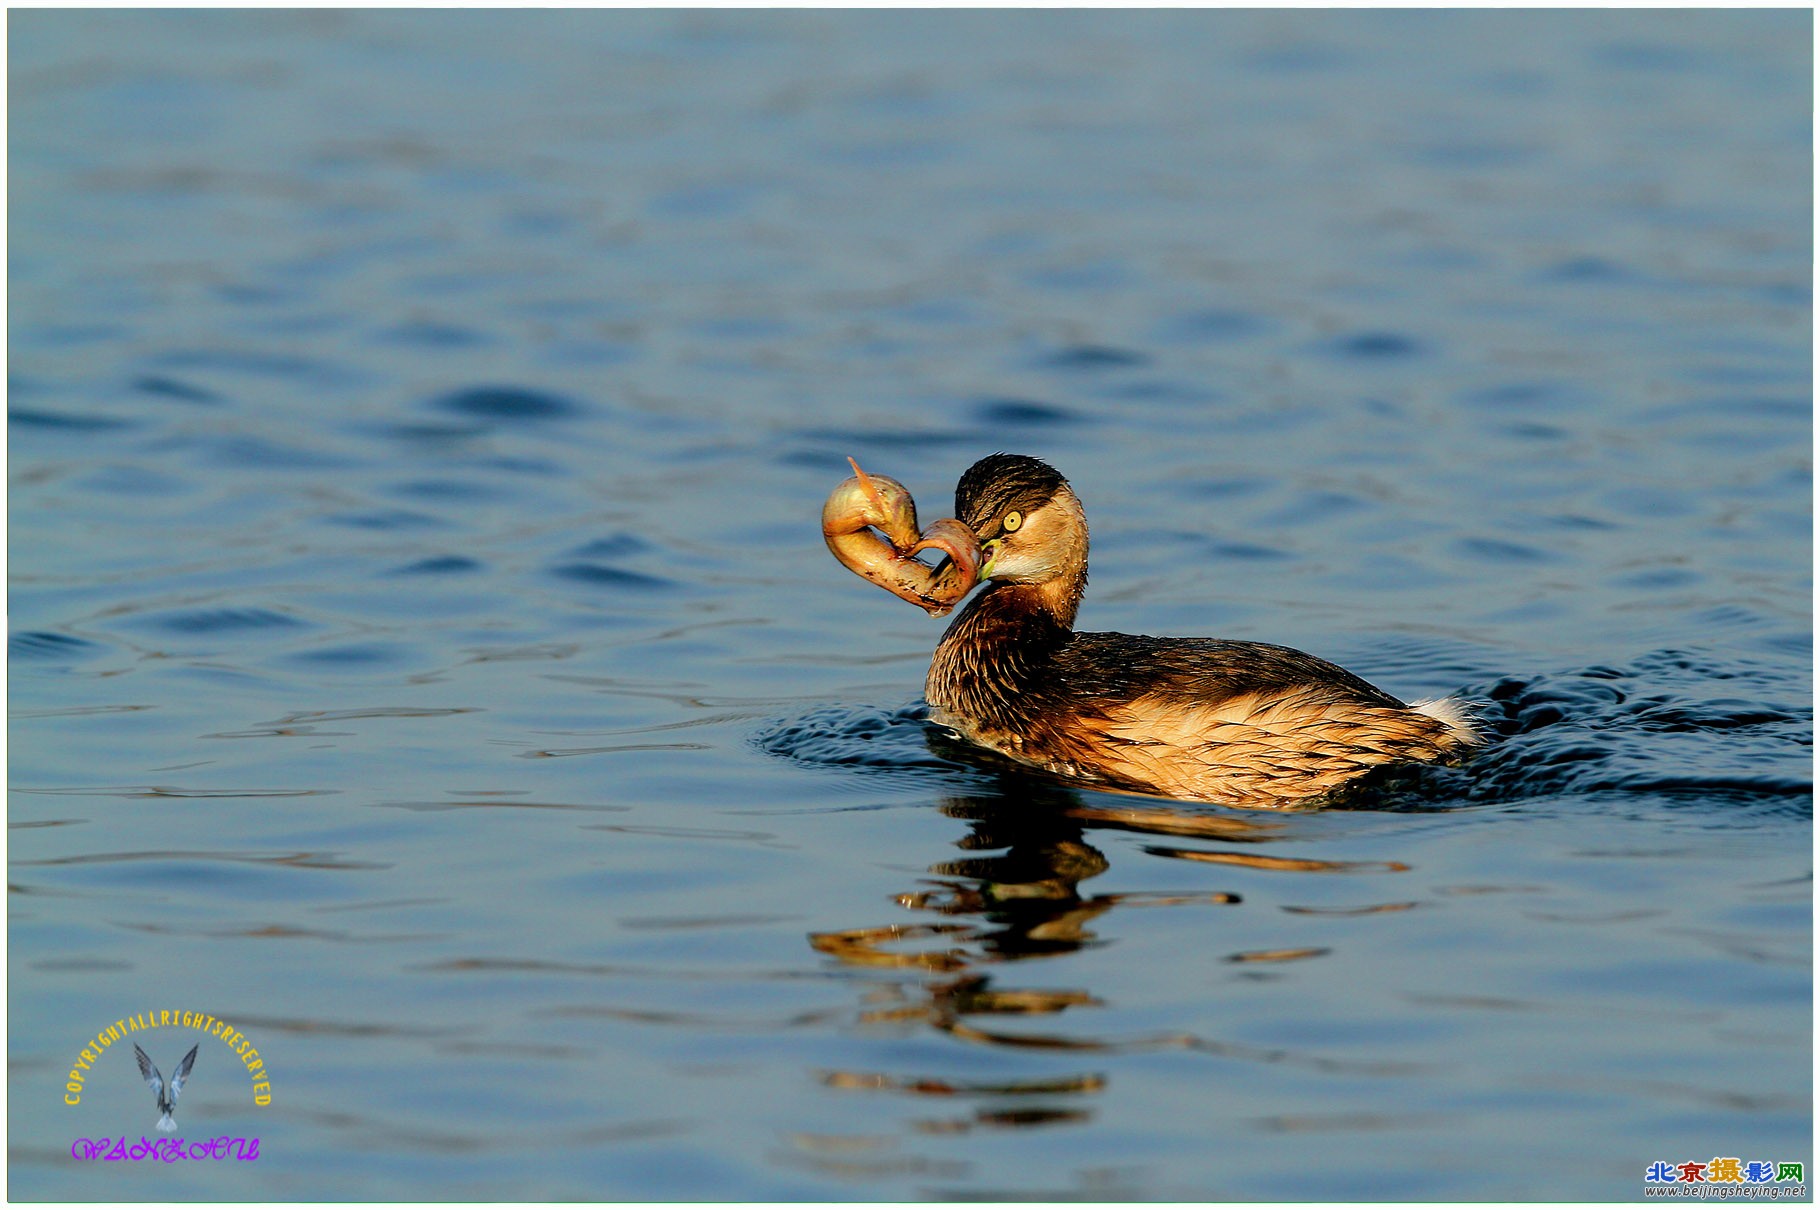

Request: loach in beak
left=822, top=459, right=985, bottom=617
left=821, top=457, right=921, bottom=552
left=909, top=517, right=983, bottom=584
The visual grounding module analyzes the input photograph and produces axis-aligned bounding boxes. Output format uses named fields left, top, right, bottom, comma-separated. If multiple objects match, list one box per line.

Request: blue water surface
left=9, top=10, right=1811, bottom=1200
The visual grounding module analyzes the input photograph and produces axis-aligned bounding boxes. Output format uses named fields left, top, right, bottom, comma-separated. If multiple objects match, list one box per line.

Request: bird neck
left=927, top=580, right=1076, bottom=722
left=1029, top=571, right=1085, bottom=629
left=1020, top=486, right=1088, bottom=628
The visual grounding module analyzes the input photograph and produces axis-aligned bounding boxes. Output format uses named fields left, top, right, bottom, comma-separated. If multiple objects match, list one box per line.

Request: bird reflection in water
left=807, top=775, right=1301, bottom=1136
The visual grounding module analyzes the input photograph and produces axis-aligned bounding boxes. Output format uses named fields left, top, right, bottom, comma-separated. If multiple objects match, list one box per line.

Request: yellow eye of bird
left=1002, top=511, right=1022, bottom=533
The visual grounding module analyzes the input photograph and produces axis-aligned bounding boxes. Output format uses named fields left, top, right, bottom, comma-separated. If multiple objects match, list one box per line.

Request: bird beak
left=976, top=537, right=1002, bottom=581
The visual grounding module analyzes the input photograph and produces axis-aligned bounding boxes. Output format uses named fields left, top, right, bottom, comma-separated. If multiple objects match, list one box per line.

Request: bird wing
left=133, top=1043, right=164, bottom=1101
left=169, top=1044, right=199, bottom=1104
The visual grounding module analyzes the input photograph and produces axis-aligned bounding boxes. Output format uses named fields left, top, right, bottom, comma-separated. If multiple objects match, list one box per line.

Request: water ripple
left=9, top=630, right=105, bottom=661
left=10, top=407, right=136, bottom=431
left=431, top=385, right=587, bottom=422
left=140, top=606, right=306, bottom=634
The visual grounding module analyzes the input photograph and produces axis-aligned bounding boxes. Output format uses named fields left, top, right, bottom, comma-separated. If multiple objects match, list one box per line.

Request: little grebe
left=823, top=454, right=1478, bottom=806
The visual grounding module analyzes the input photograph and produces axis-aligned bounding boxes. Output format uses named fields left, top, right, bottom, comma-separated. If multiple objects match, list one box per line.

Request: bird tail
left=157, top=1113, right=177, bottom=1133
left=1411, top=696, right=1481, bottom=746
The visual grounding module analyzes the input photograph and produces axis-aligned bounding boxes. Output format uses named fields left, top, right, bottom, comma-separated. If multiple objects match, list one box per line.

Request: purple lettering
left=67, top=1134, right=262, bottom=1162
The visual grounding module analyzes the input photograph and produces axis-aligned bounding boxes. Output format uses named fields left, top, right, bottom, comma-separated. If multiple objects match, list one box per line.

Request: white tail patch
left=1411, top=696, right=1481, bottom=745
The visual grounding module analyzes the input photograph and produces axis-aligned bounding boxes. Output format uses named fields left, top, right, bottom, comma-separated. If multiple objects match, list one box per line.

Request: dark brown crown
left=954, top=454, right=1069, bottom=533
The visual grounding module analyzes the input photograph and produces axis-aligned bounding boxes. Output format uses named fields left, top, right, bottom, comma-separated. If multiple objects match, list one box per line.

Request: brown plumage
left=825, top=453, right=1479, bottom=806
